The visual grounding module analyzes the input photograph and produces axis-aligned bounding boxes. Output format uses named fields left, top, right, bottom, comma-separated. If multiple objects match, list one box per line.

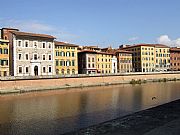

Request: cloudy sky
left=0, top=0, right=180, bottom=47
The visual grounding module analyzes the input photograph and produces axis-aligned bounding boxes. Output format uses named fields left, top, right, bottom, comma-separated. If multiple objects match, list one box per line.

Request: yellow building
left=96, top=52, right=114, bottom=74
left=0, top=39, right=9, bottom=76
left=121, top=44, right=170, bottom=72
left=155, top=45, right=170, bottom=71
left=55, top=41, right=78, bottom=75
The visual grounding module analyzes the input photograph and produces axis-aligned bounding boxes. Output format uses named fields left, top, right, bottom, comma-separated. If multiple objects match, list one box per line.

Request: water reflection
left=0, top=82, right=180, bottom=135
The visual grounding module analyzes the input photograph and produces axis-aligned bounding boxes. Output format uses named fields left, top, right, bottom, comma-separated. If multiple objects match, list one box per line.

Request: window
left=25, top=54, right=29, bottom=60
left=25, top=67, right=29, bottom=73
left=56, top=60, right=59, bottom=66
left=49, top=66, right=52, bottom=73
left=19, top=67, right=22, bottom=74
left=56, top=51, right=58, bottom=56
left=60, top=61, right=63, bottom=66
left=34, top=54, right=38, bottom=60
left=33, top=41, right=38, bottom=48
left=88, top=64, right=90, bottom=68
left=43, top=67, right=46, bottom=73
left=88, top=57, right=90, bottom=62
left=66, top=51, right=70, bottom=57
left=49, top=55, right=52, bottom=60
left=18, top=54, right=22, bottom=60
left=42, top=43, right=46, bottom=48
left=72, top=69, right=75, bottom=74
left=61, top=69, right=64, bottom=74
left=4, top=71, right=7, bottom=76
left=18, top=41, right=21, bottom=47
left=48, top=43, right=51, bottom=48
left=72, top=60, right=75, bottom=66
left=4, top=49, right=8, bottom=54
left=72, top=52, right=75, bottom=57
left=92, top=63, right=95, bottom=68
left=43, top=55, right=46, bottom=60
left=25, top=41, right=28, bottom=47
left=4, top=36, right=7, bottom=40
left=0, top=48, right=2, bottom=54
left=66, top=61, right=71, bottom=66
left=67, top=69, right=70, bottom=74
left=92, top=58, right=95, bottom=62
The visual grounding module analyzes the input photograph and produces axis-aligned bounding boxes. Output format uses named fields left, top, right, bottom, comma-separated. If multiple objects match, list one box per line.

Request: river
left=0, top=81, right=180, bottom=135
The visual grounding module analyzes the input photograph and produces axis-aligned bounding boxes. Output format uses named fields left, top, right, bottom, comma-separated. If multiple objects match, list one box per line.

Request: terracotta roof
left=122, top=44, right=169, bottom=49
left=115, top=49, right=133, bottom=54
left=55, top=41, right=79, bottom=47
left=78, top=50, right=97, bottom=53
left=96, top=51, right=114, bottom=55
left=83, top=46, right=100, bottom=49
left=1, top=27, right=19, bottom=31
left=10, top=31, right=55, bottom=39
left=170, top=47, right=180, bottom=52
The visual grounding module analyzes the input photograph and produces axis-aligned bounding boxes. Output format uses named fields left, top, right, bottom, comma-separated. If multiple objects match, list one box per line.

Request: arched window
left=56, top=69, right=59, bottom=75
left=67, top=69, right=70, bottom=74
left=72, top=69, right=75, bottom=74
left=4, top=36, right=7, bottom=40
left=61, top=51, right=65, bottom=56
left=61, top=69, right=64, bottom=75
left=66, top=51, right=70, bottom=57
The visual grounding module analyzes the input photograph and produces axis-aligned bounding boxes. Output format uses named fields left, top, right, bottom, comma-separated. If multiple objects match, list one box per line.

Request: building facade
left=1, top=28, right=55, bottom=76
left=111, top=55, right=117, bottom=73
left=96, top=52, right=116, bottom=74
left=121, top=44, right=170, bottom=72
left=170, top=47, right=180, bottom=71
left=55, top=41, right=78, bottom=75
left=78, top=50, right=97, bottom=74
left=0, top=39, right=9, bottom=76
left=116, top=50, right=132, bottom=73
left=155, top=45, right=170, bottom=71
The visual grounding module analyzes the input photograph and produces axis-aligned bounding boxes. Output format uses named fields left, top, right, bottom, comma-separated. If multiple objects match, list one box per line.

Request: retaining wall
left=1, top=72, right=180, bottom=94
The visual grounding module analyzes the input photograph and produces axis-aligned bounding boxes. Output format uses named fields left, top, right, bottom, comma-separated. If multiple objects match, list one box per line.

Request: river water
left=0, top=82, right=180, bottom=135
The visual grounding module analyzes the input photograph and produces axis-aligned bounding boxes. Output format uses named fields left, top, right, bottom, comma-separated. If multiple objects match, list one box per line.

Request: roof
left=96, top=51, right=114, bottom=55
left=170, top=47, right=180, bottom=52
left=55, top=41, right=79, bottom=47
left=122, top=44, right=169, bottom=49
left=1, top=27, right=19, bottom=31
left=78, top=50, right=97, bottom=53
left=115, top=49, right=133, bottom=54
left=10, top=31, right=55, bottom=39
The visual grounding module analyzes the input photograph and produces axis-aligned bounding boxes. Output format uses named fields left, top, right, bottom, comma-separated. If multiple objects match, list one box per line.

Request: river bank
left=1, top=72, right=180, bottom=95
left=64, top=99, right=180, bottom=135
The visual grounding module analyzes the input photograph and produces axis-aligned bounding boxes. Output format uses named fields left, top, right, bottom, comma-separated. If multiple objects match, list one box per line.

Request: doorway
left=34, top=66, right=38, bottom=76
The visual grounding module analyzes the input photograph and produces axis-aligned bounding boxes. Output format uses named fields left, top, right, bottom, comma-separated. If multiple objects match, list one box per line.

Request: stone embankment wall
left=0, top=72, right=180, bottom=94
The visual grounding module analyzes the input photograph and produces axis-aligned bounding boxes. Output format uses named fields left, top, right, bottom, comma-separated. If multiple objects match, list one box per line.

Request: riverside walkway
left=65, top=99, right=180, bottom=135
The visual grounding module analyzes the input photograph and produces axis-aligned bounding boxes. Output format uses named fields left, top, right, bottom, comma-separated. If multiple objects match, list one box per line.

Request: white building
left=111, top=56, right=117, bottom=73
left=1, top=28, right=56, bottom=76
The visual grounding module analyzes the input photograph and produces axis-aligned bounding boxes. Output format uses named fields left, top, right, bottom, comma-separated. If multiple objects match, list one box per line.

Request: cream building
left=1, top=28, right=56, bottom=76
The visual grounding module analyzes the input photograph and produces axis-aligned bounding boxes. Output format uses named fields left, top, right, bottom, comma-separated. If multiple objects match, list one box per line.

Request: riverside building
left=0, top=39, right=9, bottom=76
left=115, top=50, right=133, bottom=73
left=55, top=41, right=78, bottom=75
left=96, top=52, right=117, bottom=74
left=78, top=50, right=97, bottom=74
left=170, top=47, right=180, bottom=71
left=121, top=44, right=170, bottom=72
left=1, top=28, right=56, bottom=76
